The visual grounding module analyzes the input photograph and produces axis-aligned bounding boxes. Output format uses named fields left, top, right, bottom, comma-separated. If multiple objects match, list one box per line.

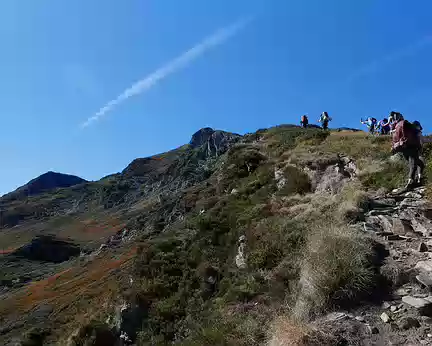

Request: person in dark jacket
left=300, top=115, right=309, bottom=128
left=379, top=118, right=391, bottom=135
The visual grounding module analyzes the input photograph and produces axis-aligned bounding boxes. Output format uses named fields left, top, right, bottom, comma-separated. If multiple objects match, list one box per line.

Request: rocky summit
left=1, top=125, right=432, bottom=345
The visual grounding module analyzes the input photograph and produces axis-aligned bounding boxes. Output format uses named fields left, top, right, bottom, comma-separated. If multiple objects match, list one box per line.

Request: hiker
left=413, top=120, right=426, bottom=169
left=388, top=111, right=402, bottom=133
left=318, top=112, right=331, bottom=130
left=392, top=113, right=425, bottom=190
left=379, top=118, right=391, bottom=135
left=360, top=117, right=378, bottom=134
left=300, top=115, right=309, bottom=128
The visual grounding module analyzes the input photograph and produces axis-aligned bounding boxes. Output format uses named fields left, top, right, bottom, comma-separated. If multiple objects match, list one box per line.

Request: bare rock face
left=190, top=128, right=241, bottom=157
left=304, top=155, right=357, bottom=195
left=189, top=127, right=216, bottom=148
left=235, top=235, right=247, bottom=269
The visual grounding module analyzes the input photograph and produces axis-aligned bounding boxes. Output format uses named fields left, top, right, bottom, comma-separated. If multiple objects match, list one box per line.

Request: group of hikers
left=360, top=113, right=423, bottom=137
left=299, top=111, right=426, bottom=192
left=300, top=112, right=332, bottom=130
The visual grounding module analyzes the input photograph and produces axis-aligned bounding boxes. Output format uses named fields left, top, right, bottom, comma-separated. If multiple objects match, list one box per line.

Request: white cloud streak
left=81, top=17, right=252, bottom=128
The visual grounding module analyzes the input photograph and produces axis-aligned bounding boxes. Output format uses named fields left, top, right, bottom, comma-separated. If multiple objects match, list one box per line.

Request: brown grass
left=267, top=316, right=336, bottom=346
left=0, top=248, right=136, bottom=343
left=267, top=317, right=310, bottom=346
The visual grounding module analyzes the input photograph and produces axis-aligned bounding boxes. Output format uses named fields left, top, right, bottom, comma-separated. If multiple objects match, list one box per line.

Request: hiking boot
left=416, top=175, right=425, bottom=187
left=393, top=180, right=416, bottom=195
left=405, top=179, right=416, bottom=191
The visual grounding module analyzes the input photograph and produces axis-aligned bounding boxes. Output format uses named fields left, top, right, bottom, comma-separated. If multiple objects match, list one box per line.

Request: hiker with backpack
left=318, top=112, right=331, bottom=130
left=360, top=117, right=378, bottom=134
left=379, top=118, right=391, bottom=135
left=300, top=115, right=309, bottom=128
left=391, top=113, right=425, bottom=190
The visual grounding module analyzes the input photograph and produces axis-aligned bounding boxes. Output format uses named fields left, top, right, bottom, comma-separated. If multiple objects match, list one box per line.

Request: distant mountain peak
left=190, top=127, right=241, bottom=151
left=1, top=171, right=87, bottom=201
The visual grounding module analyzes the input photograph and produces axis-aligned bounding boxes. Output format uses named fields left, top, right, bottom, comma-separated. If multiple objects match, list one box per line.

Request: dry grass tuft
left=293, top=225, right=374, bottom=320
left=267, top=316, right=336, bottom=346
left=336, top=184, right=369, bottom=222
left=267, top=317, right=310, bottom=346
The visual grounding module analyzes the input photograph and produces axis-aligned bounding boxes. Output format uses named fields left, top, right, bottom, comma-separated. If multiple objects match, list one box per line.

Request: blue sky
left=1, top=0, right=432, bottom=195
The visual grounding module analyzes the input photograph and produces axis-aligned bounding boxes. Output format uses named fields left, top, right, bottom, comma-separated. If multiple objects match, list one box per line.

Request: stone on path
left=355, top=316, right=365, bottom=322
left=324, top=312, right=349, bottom=322
left=419, top=242, right=429, bottom=253
left=416, top=261, right=432, bottom=273
left=416, top=273, right=432, bottom=288
left=399, top=316, right=420, bottom=330
left=366, top=324, right=379, bottom=334
left=380, top=312, right=390, bottom=323
left=382, top=302, right=391, bottom=309
left=386, top=234, right=404, bottom=241
left=402, top=296, right=432, bottom=316
left=395, top=288, right=410, bottom=297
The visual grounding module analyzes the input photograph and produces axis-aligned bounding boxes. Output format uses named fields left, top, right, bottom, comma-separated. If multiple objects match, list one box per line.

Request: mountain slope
left=1, top=126, right=432, bottom=345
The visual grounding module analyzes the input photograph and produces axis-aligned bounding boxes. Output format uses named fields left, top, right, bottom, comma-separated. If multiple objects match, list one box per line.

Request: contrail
left=81, top=17, right=252, bottom=128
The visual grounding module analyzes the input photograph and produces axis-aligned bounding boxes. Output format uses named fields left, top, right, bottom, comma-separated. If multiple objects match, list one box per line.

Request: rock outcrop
left=190, top=127, right=241, bottom=157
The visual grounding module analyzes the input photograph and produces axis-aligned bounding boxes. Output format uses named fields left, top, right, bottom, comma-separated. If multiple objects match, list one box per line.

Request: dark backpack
left=413, top=121, right=423, bottom=131
left=392, top=120, right=420, bottom=151
left=301, top=115, right=308, bottom=123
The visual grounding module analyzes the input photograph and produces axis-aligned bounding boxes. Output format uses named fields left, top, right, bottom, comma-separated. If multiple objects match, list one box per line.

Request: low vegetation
left=2, top=126, right=430, bottom=345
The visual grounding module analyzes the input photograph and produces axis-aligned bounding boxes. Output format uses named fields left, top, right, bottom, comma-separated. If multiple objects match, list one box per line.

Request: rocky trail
left=315, top=187, right=432, bottom=345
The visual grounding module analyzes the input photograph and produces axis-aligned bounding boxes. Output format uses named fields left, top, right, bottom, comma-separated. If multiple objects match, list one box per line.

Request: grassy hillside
left=1, top=126, right=431, bottom=345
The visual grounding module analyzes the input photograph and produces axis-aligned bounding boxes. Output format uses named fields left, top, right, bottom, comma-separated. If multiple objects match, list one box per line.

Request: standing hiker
left=318, top=112, right=331, bottom=130
left=361, top=117, right=378, bottom=134
left=392, top=113, right=425, bottom=190
left=300, top=115, right=309, bottom=128
left=379, top=118, right=391, bottom=135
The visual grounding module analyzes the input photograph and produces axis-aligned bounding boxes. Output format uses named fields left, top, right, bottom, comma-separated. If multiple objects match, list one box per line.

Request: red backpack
left=392, top=120, right=420, bottom=151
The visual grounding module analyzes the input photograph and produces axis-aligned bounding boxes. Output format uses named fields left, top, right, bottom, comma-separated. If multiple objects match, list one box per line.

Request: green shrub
left=277, top=165, right=311, bottom=196
left=21, top=328, right=51, bottom=346
left=219, top=145, right=268, bottom=191
left=323, top=132, right=390, bottom=160
left=264, top=126, right=328, bottom=156
left=70, top=321, right=116, bottom=346
left=221, top=274, right=263, bottom=302
left=360, top=159, right=407, bottom=190
left=248, top=218, right=305, bottom=271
